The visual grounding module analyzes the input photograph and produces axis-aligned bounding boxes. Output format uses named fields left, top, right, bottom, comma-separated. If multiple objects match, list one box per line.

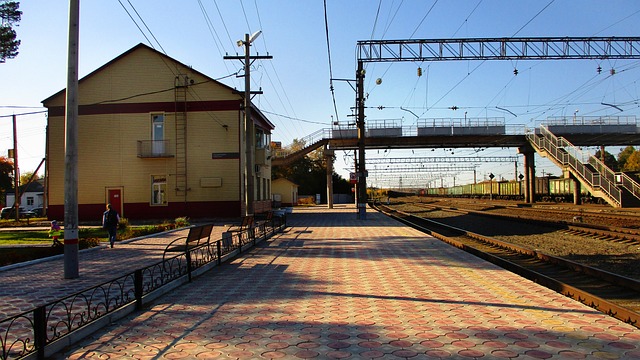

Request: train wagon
left=422, top=176, right=595, bottom=203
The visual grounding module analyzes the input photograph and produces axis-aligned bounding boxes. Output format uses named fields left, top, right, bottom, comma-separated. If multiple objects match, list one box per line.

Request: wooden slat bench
left=163, top=223, right=214, bottom=262
left=222, top=215, right=254, bottom=249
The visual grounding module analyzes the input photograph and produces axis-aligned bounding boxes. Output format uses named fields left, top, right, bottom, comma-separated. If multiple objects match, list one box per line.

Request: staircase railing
left=588, top=157, right=640, bottom=200
left=272, top=128, right=332, bottom=159
left=527, top=126, right=621, bottom=206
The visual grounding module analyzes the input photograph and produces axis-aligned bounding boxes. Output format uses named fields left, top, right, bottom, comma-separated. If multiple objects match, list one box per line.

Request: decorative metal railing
left=0, top=218, right=286, bottom=360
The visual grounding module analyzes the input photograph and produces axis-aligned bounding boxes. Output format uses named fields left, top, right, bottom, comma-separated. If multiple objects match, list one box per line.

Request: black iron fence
left=0, top=217, right=285, bottom=360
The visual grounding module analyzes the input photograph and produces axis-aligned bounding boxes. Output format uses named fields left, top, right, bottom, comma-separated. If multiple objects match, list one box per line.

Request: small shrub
left=118, top=217, right=130, bottom=232
left=131, top=225, right=162, bottom=238
left=175, top=216, right=190, bottom=228
left=79, top=237, right=101, bottom=249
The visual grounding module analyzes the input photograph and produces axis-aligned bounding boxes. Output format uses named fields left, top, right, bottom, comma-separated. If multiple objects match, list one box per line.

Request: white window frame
left=151, top=175, right=167, bottom=206
left=151, top=113, right=165, bottom=155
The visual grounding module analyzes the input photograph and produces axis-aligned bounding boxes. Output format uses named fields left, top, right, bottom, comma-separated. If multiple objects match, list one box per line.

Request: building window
left=26, top=197, right=34, bottom=206
left=255, top=128, right=270, bottom=149
left=151, top=114, right=165, bottom=155
left=151, top=175, right=167, bottom=205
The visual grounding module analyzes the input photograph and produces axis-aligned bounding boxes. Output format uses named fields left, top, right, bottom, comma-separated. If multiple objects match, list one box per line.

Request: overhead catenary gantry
left=353, top=36, right=640, bottom=218
left=357, top=37, right=640, bottom=62
left=367, top=164, right=477, bottom=173
left=366, top=156, right=517, bottom=164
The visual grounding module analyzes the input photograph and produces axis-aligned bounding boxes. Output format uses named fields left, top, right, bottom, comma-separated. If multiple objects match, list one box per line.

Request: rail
left=0, top=220, right=286, bottom=360
left=527, top=125, right=621, bottom=206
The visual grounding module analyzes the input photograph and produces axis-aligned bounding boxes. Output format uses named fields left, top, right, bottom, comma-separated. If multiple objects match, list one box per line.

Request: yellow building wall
left=43, top=45, right=269, bottom=219
left=272, top=179, right=298, bottom=206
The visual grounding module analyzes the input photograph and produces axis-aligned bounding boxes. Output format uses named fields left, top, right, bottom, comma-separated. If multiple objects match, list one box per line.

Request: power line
left=260, top=110, right=327, bottom=125
left=125, top=0, right=166, bottom=54
left=409, top=0, right=439, bottom=38
left=116, top=0, right=154, bottom=49
left=451, top=0, right=483, bottom=37
left=370, top=0, right=383, bottom=39
left=324, top=0, right=341, bottom=123
left=511, top=0, right=555, bottom=37
left=0, top=110, right=47, bottom=118
left=212, top=0, right=236, bottom=50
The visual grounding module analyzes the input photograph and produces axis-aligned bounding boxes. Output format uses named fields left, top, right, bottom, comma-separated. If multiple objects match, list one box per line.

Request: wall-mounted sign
left=212, top=152, right=240, bottom=159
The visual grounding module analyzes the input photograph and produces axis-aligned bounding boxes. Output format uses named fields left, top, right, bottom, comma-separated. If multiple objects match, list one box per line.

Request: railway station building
left=42, top=43, right=274, bottom=221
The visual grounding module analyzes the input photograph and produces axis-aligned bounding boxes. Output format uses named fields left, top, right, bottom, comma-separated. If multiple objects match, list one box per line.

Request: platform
left=3, top=205, right=639, bottom=359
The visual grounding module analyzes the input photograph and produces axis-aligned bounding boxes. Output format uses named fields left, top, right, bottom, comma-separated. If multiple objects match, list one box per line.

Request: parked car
left=32, top=207, right=44, bottom=217
left=0, top=207, right=36, bottom=219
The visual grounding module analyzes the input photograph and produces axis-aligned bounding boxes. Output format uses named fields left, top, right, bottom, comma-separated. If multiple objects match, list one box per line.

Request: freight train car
left=423, top=177, right=594, bottom=203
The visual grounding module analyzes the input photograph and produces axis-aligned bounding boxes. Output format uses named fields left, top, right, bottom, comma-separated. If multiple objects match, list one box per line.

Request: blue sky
left=1, top=0, right=640, bottom=188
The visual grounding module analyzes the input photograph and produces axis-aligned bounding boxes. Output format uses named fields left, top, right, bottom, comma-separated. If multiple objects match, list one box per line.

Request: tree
left=617, top=146, right=635, bottom=170
left=0, top=1, right=21, bottom=62
left=19, top=171, right=38, bottom=185
left=272, top=145, right=351, bottom=203
left=623, top=151, right=640, bottom=172
left=0, top=156, right=14, bottom=205
left=594, top=149, right=619, bottom=172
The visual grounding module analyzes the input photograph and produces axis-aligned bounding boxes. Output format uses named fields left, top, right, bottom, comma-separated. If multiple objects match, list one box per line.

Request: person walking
left=102, top=204, right=120, bottom=248
left=49, top=220, right=63, bottom=247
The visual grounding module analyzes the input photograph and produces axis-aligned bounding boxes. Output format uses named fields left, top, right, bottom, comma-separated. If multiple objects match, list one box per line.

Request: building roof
left=273, top=178, right=299, bottom=187
left=7, top=181, right=44, bottom=193
left=42, top=43, right=274, bottom=130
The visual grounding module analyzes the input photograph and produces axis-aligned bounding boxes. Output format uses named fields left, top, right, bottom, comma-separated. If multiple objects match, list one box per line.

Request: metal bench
left=163, top=223, right=214, bottom=262
left=222, top=215, right=255, bottom=250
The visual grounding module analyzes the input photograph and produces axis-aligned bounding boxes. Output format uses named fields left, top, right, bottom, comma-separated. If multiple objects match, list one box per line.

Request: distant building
left=5, top=181, right=44, bottom=211
left=272, top=178, right=299, bottom=207
left=42, top=44, right=274, bottom=221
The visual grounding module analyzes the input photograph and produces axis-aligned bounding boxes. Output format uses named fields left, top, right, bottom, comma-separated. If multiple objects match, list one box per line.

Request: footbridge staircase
left=271, top=129, right=330, bottom=167
left=527, top=125, right=640, bottom=208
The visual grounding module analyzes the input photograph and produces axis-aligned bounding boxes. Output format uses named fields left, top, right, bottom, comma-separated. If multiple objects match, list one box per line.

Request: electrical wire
left=370, top=0, right=383, bottom=40
left=324, top=0, right=341, bottom=124
left=450, top=0, right=483, bottom=38
left=0, top=110, right=47, bottom=118
left=116, top=0, right=155, bottom=49
left=511, top=0, right=555, bottom=37
left=125, top=0, right=166, bottom=54
left=212, top=0, right=236, bottom=50
left=197, top=0, right=225, bottom=57
left=593, top=8, right=640, bottom=36
left=240, top=0, right=252, bottom=35
left=260, top=110, right=328, bottom=125
left=250, top=0, right=302, bottom=142
left=409, top=0, right=439, bottom=38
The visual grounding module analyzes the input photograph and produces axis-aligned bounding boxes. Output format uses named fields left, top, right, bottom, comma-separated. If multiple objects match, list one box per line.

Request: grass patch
left=0, top=228, right=106, bottom=245
left=0, top=217, right=191, bottom=266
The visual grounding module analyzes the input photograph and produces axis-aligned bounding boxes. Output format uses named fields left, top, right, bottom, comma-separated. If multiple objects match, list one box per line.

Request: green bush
left=175, top=216, right=190, bottom=228
left=79, top=237, right=101, bottom=249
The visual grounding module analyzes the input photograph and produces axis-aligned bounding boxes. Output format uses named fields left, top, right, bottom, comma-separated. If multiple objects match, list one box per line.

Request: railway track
left=372, top=202, right=640, bottom=328
left=409, top=201, right=640, bottom=247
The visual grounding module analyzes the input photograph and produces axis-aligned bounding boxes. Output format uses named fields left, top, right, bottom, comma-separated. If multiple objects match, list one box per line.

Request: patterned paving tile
left=27, top=206, right=640, bottom=359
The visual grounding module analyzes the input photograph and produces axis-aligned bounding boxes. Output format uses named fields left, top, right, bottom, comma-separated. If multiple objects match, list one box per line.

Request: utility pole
left=12, top=115, right=19, bottom=221
left=224, top=31, right=272, bottom=216
left=355, top=60, right=367, bottom=219
left=64, top=0, right=80, bottom=279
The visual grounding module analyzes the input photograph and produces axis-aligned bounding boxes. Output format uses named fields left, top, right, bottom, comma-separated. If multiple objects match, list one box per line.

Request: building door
left=152, top=114, right=164, bottom=155
left=108, top=188, right=122, bottom=216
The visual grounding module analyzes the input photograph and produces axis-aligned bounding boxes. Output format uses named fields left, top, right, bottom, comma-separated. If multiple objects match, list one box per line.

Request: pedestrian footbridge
left=272, top=116, right=640, bottom=207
